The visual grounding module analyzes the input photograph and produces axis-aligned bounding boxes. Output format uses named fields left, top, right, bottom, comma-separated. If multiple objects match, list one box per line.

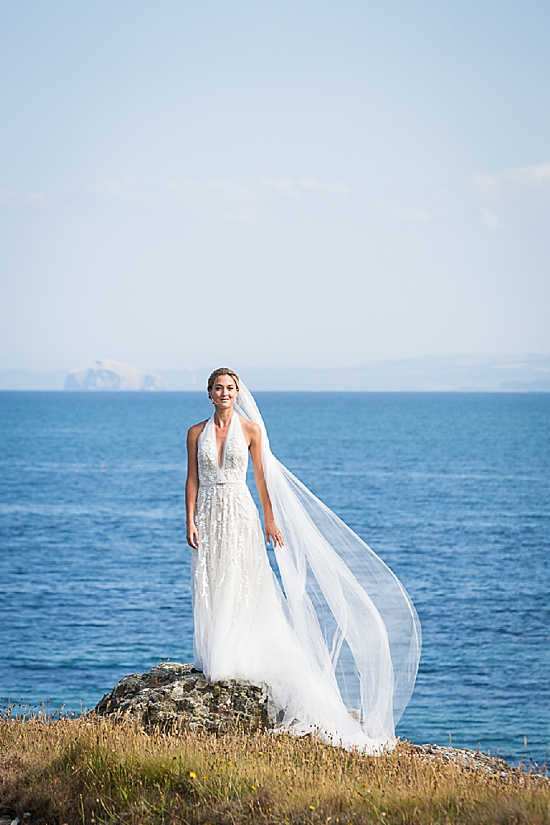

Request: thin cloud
left=94, top=177, right=261, bottom=222
left=259, top=178, right=351, bottom=196
left=482, top=209, right=500, bottom=228
left=389, top=207, right=429, bottom=223
left=165, top=179, right=261, bottom=223
left=94, top=179, right=160, bottom=203
left=166, top=179, right=258, bottom=204
left=94, top=176, right=350, bottom=222
left=96, top=177, right=349, bottom=205
left=378, top=200, right=429, bottom=223
left=1, top=189, right=47, bottom=207
left=504, top=162, right=550, bottom=187
left=474, top=162, right=550, bottom=197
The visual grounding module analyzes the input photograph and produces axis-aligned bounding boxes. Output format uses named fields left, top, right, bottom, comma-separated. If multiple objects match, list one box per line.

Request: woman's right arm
left=185, top=426, right=200, bottom=549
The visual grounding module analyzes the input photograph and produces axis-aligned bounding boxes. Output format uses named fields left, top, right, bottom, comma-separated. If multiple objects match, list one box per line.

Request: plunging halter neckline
left=213, top=412, right=236, bottom=469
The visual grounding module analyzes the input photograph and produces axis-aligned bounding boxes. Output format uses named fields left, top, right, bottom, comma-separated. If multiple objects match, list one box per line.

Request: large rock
left=65, top=359, right=164, bottom=391
left=92, top=662, right=271, bottom=733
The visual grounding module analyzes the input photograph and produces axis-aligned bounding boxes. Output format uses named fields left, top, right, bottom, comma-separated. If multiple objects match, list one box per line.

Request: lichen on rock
left=92, top=662, right=271, bottom=733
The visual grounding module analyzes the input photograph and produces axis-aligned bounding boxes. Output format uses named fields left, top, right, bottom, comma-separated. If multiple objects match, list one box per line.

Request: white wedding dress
left=191, top=383, right=421, bottom=753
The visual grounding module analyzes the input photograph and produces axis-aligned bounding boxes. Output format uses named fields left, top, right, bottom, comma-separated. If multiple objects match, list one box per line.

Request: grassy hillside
left=1, top=715, right=548, bottom=825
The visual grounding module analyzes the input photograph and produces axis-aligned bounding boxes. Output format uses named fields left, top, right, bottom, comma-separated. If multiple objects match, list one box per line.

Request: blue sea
left=1, top=391, right=549, bottom=765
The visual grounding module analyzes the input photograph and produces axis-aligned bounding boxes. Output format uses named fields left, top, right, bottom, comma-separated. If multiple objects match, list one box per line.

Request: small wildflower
left=309, top=805, right=315, bottom=810
left=189, top=771, right=197, bottom=779
left=251, top=785, right=257, bottom=791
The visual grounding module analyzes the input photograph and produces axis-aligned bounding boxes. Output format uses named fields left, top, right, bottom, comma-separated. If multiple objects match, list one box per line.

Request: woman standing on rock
left=186, top=367, right=421, bottom=753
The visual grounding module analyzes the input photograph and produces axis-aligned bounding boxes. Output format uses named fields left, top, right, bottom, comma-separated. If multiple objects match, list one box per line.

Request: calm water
left=0, top=391, right=549, bottom=764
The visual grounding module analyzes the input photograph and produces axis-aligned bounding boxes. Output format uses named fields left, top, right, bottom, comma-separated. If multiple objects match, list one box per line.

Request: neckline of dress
left=212, top=411, right=236, bottom=470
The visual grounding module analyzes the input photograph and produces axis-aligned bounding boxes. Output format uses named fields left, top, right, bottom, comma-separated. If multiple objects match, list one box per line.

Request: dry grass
left=1, top=713, right=549, bottom=825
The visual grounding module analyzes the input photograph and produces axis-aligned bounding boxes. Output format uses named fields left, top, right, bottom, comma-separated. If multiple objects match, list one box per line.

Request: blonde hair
left=207, top=367, right=240, bottom=397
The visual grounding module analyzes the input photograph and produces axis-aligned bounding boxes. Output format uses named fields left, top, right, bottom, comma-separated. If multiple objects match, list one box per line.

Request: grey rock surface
left=92, top=662, right=271, bottom=733
left=65, top=359, right=164, bottom=391
left=414, top=744, right=519, bottom=777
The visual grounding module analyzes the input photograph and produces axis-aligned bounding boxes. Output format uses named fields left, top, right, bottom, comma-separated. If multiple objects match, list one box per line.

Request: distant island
left=64, top=359, right=164, bottom=391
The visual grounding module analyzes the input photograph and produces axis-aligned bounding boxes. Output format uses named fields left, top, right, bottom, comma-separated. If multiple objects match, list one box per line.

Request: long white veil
left=236, top=381, right=421, bottom=744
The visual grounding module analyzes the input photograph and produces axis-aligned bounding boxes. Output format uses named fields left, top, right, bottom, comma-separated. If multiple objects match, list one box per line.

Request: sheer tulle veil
left=235, top=380, right=421, bottom=744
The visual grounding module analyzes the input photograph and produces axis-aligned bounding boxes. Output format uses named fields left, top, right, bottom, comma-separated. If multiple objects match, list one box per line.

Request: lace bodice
left=197, top=414, right=248, bottom=487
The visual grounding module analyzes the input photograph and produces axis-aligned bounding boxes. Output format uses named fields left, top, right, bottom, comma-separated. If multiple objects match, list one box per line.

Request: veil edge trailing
left=236, top=381, right=421, bottom=743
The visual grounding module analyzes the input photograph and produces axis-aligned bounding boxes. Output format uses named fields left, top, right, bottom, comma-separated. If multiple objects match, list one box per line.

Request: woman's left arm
left=247, top=422, right=284, bottom=548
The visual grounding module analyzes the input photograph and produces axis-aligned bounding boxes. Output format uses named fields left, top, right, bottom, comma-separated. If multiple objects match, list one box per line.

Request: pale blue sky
left=1, top=0, right=549, bottom=371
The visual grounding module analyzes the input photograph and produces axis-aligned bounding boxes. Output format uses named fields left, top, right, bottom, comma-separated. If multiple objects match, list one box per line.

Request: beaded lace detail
left=192, top=414, right=269, bottom=680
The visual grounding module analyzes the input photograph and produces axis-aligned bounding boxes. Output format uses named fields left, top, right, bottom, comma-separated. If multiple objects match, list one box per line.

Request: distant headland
left=64, top=359, right=164, bottom=391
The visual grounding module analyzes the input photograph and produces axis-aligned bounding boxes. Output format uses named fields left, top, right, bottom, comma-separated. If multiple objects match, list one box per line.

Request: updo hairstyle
left=207, top=368, right=240, bottom=398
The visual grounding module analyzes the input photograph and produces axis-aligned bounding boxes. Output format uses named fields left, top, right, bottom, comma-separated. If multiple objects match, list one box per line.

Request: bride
left=186, top=367, right=421, bottom=753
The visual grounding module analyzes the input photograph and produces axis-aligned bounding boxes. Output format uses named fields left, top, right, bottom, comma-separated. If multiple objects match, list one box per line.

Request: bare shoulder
left=239, top=417, right=261, bottom=444
left=187, top=420, right=208, bottom=443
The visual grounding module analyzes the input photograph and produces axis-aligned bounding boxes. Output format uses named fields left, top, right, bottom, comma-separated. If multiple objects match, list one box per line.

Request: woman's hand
left=265, top=520, right=284, bottom=548
left=187, top=522, right=199, bottom=549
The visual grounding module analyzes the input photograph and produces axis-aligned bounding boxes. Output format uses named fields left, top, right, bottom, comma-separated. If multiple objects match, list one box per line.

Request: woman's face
left=210, top=374, right=238, bottom=411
